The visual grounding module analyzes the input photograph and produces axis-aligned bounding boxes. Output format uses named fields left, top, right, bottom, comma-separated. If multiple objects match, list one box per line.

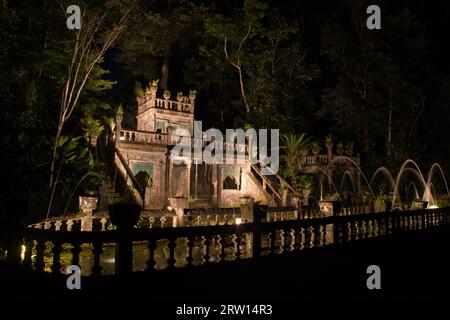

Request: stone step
left=99, top=186, right=115, bottom=193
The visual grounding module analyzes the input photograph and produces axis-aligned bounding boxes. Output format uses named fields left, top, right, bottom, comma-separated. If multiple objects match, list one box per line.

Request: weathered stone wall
left=218, top=164, right=270, bottom=207
left=136, top=107, right=194, bottom=135
left=116, top=142, right=168, bottom=209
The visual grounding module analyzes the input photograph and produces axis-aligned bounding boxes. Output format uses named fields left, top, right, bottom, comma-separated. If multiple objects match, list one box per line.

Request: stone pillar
left=240, top=196, right=254, bottom=222
left=185, top=161, right=191, bottom=200
left=115, top=114, right=123, bottom=144
left=217, top=165, right=222, bottom=207
left=79, top=196, right=98, bottom=232
left=169, top=197, right=189, bottom=226
left=189, top=90, right=196, bottom=113
left=211, top=165, right=218, bottom=207
left=167, top=154, right=174, bottom=197
left=251, top=205, right=267, bottom=258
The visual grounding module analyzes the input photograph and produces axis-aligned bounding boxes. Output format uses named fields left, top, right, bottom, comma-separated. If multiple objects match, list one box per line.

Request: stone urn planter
left=150, top=85, right=158, bottom=99
left=311, top=143, right=321, bottom=156
left=176, top=92, right=184, bottom=102
left=302, top=189, right=311, bottom=206
left=189, top=90, right=197, bottom=101
left=319, top=200, right=342, bottom=217
left=290, top=194, right=300, bottom=207
left=79, top=196, right=98, bottom=212
left=299, top=148, right=309, bottom=157
left=108, top=203, right=141, bottom=230
left=163, top=90, right=171, bottom=100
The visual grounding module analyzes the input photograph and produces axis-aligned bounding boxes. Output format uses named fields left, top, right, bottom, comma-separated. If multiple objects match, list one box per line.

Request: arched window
left=222, top=167, right=241, bottom=190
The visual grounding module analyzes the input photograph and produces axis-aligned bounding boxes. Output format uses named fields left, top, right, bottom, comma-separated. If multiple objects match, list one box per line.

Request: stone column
left=115, top=114, right=123, bottom=145
left=240, top=196, right=254, bottom=222
left=169, top=197, right=189, bottom=226
left=211, top=164, right=218, bottom=207
left=79, top=196, right=98, bottom=232
left=185, top=161, right=191, bottom=200
left=166, top=153, right=174, bottom=198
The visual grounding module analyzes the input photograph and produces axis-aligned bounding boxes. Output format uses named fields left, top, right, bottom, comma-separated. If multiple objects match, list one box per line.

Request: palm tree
left=280, top=133, right=311, bottom=187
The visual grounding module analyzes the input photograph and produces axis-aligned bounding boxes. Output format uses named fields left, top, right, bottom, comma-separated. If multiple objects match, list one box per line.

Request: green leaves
left=80, top=116, right=105, bottom=139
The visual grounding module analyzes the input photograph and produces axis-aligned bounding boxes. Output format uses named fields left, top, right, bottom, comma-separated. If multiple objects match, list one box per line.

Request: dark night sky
left=102, top=1, right=450, bottom=103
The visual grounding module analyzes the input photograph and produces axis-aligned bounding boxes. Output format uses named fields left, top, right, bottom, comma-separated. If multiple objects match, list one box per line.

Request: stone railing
left=115, top=129, right=168, bottom=145
left=304, top=154, right=328, bottom=166
left=184, top=207, right=242, bottom=226
left=303, top=154, right=360, bottom=167
left=11, top=206, right=448, bottom=276
left=29, top=214, right=110, bottom=232
left=171, top=137, right=248, bottom=153
left=154, top=98, right=192, bottom=113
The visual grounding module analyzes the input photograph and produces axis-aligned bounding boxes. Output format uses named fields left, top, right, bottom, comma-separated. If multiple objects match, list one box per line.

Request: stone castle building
left=113, top=87, right=272, bottom=210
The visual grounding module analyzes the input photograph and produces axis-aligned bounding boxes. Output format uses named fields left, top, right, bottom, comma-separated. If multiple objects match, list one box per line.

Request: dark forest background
left=0, top=0, right=449, bottom=220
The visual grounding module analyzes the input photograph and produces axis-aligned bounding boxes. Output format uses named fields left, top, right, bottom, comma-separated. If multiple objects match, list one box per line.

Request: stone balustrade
left=115, top=129, right=169, bottom=145
left=154, top=98, right=192, bottom=113
left=302, top=154, right=360, bottom=167
left=13, top=206, right=448, bottom=276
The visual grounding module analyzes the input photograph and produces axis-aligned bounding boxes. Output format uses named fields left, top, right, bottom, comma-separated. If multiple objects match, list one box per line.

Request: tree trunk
left=161, top=55, right=170, bottom=90
left=237, top=66, right=250, bottom=114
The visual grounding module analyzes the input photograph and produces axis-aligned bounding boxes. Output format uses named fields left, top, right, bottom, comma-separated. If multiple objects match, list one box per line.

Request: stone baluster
left=160, top=216, right=166, bottom=227
left=91, top=241, right=103, bottom=276
left=71, top=242, right=82, bottom=267
left=322, top=223, right=328, bottom=245
left=269, top=231, right=277, bottom=255
left=66, top=219, right=74, bottom=232
left=349, top=221, right=357, bottom=241
left=313, top=225, right=322, bottom=247
left=196, top=216, right=201, bottom=226
left=203, top=236, right=211, bottom=264
left=186, top=236, right=195, bottom=267
left=304, top=227, right=312, bottom=248
left=167, top=238, right=177, bottom=269
left=100, top=218, right=107, bottom=231
left=374, top=219, right=379, bottom=236
left=284, top=229, right=294, bottom=252
left=50, top=242, right=62, bottom=274
left=35, top=240, right=46, bottom=272
left=55, top=221, right=62, bottom=231
left=149, top=217, right=155, bottom=228
left=294, top=228, right=303, bottom=251
left=234, top=233, right=242, bottom=260
left=22, top=237, right=34, bottom=271
left=219, top=235, right=227, bottom=262
left=146, top=239, right=157, bottom=271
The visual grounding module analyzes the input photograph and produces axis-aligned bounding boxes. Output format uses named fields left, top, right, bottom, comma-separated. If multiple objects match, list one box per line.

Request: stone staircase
left=97, top=184, right=122, bottom=212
